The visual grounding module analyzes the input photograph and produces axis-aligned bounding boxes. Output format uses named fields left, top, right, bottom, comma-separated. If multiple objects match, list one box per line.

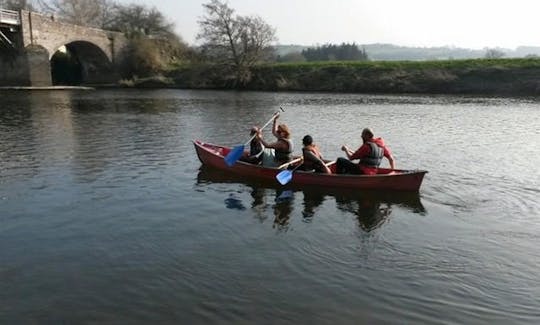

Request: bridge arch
left=50, top=40, right=113, bottom=85
left=50, top=38, right=111, bottom=61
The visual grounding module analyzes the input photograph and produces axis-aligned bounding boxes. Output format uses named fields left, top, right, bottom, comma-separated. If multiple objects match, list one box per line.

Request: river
left=1, top=89, right=539, bottom=324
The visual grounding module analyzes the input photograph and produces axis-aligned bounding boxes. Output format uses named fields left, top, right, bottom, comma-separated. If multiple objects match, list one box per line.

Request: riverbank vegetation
left=5, top=0, right=540, bottom=95
left=130, top=0, right=540, bottom=96
left=164, top=57, right=540, bottom=95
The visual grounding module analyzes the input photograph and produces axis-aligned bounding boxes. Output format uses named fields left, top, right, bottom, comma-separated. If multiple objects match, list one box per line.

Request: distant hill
left=274, top=44, right=540, bottom=61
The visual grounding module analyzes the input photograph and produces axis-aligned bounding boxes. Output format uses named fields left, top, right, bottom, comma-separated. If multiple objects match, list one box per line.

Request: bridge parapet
left=18, top=10, right=126, bottom=61
left=0, top=9, right=20, bottom=25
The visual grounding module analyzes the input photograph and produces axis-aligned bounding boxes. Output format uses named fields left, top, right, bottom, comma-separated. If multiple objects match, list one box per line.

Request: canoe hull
left=194, top=140, right=427, bottom=191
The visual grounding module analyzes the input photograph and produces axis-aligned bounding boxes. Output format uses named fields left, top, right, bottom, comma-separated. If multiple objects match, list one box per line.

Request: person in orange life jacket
left=240, top=126, right=264, bottom=164
left=300, top=135, right=331, bottom=174
left=256, top=113, right=293, bottom=165
left=336, top=128, right=395, bottom=175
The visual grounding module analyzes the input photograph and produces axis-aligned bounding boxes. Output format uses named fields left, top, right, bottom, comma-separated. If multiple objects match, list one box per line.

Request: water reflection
left=273, top=189, right=294, bottom=230
left=301, top=187, right=326, bottom=223
left=335, top=193, right=393, bottom=231
left=0, top=91, right=76, bottom=182
left=0, top=90, right=186, bottom=185
left=196, top=166, right=425, bottom=231
left=249, top=187, right=269, bottom=222
left=224, top=193, right=247, bottom=211
left=222, top=187, right=296, bottom=230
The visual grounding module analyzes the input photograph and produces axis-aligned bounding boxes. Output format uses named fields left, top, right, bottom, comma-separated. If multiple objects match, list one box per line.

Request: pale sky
left=126, top=0, right=540, bottom=49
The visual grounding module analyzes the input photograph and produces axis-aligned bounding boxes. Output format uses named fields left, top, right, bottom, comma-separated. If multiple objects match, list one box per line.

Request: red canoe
left=194, top=140, right=428, bottom=191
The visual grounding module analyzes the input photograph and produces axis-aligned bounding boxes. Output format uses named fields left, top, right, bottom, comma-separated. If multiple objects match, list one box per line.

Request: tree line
left=301, top=43, right=368, bottom=62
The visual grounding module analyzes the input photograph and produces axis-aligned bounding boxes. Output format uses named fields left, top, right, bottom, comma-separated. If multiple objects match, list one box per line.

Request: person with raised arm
left=256, top=113, right=293, bottom=167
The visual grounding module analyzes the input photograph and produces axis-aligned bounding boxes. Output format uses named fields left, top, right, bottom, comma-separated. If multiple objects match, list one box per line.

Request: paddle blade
left=224, top=145, right=245, bottom=166
left=276, top=190, right=293, bottom=201
left=276, top=170, right=293, bottom=185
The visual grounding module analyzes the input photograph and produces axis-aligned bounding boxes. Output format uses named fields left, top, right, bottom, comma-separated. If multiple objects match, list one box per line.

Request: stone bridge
left=1, top=9, right=128, bottom=86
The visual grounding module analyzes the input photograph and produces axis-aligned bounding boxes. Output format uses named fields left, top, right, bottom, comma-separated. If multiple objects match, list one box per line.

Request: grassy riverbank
left=156, top=58, right=540, bottom=95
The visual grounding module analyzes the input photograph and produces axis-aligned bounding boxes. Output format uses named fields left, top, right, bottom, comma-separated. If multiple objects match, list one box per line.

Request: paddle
left=276, top=160, right=303, bottom=185
left=276, top=160, right=334, bottom=185
left=224, top=107, right=284, bottom=167
left=277, top=157, right=303, bottom=169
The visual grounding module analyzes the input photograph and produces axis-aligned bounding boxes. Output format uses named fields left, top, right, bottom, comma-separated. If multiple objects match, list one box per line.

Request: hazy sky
left=126, top=0, right=540, bottom=49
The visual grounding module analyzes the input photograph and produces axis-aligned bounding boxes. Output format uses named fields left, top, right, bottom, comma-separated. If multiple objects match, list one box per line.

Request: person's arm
left=343, top=144, right=367, bottom=161
left=322, top=161, right=332, bottom=174
left=387, top=153, right=395, bottom=169
left=271, top=114, right=280, bottom=138
left=304, top=149, right=331, bottom=174
left=314, top=146, right=331, bottom=173
left=303, top=149, right=320, bottom=163
left=341, top=145, right=355, bottom=159
left=257, top=134, right=272, bottom=148
left=257, top=134, right=285, bottom=151
left=383, top=147, right=395, bottom=169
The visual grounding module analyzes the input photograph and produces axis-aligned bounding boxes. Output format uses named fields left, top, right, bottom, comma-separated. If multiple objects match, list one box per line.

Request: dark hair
left=361, top=128, right=374, bottom=139
left=302, top=135, right=313, bottom=146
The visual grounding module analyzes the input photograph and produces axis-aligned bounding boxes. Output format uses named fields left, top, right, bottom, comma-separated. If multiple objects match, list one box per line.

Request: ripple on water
left=2, top=90, right=540, bottom=324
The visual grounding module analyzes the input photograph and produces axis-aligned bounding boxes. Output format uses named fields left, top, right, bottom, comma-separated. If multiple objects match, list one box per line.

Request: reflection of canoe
left=194, top=140, right=428, bottom=191
left=196, top=165, right=426, bottom=231
left=197, top=164, right=425, bottom=211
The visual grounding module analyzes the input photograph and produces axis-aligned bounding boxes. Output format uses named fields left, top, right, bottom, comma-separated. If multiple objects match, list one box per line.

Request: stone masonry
left=1, top=9, right=127, bottom=86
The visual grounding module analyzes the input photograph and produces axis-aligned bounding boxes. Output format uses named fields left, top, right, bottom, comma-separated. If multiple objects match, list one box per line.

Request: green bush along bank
left=165, top=58, right=540, bottom=95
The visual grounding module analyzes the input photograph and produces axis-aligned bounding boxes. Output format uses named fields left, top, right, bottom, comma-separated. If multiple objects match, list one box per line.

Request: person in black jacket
left=240, top=126, right=264, bottom=164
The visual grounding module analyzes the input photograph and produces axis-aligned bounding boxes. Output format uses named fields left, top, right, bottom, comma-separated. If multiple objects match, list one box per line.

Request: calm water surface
left=1, top=89, right=539, bottom=324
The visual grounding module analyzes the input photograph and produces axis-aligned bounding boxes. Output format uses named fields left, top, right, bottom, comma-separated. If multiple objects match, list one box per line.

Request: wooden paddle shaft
left=277, top=157, right=303, bottom=169
left=243, top=110, right=282, bottom=146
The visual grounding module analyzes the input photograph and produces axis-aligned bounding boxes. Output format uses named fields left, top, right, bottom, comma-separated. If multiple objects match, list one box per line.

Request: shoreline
left=1, top=85, right=539, bottom=99
left=3, top=57, right=540, bottom=97
left=0, top=86, right=95, bottom=90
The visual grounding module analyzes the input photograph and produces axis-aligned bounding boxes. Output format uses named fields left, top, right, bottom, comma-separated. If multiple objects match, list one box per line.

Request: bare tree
left=34, top=1, right=177, bottom=37
left=104, top=3, right=176, bottom=39
left=105, top=3, right=189, bottom=77
left=35, top=0, right=112, bottom=27
left=197, top=0, right=276, bottom=86
left=1, top=0, right=34, bottom=10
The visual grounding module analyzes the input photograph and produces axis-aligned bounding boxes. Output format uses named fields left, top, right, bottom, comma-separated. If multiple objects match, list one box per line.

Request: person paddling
left=240, top=126, right=264, bottom=164
left=300, top=135, right=331, bottom=174
left=256, top=113, right=293, bottom=166
left=336, top=128, right=395, bottom=175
